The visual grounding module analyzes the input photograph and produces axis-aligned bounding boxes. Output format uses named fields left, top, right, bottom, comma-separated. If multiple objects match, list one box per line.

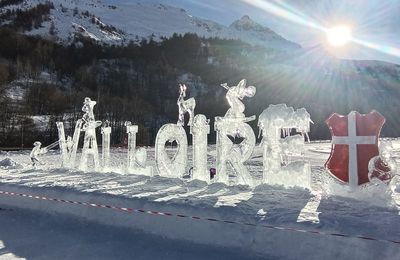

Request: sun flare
left=326, top=26, right=352, bottom=47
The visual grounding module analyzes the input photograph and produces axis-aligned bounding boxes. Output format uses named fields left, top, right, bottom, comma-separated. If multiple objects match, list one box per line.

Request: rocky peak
left=230, top=15, right=272, bottom=33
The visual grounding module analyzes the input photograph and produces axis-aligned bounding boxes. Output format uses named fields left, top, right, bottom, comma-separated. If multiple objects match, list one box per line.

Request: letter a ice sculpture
left=214, top=79, right=256, bottom=187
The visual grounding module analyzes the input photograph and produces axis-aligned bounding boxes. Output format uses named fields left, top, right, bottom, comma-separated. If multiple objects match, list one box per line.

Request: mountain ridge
left=0, top=0, right=301, bottom=51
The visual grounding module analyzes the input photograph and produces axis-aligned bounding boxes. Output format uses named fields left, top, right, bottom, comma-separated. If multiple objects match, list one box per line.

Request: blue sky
left=109, top=0, right=400, bottom=64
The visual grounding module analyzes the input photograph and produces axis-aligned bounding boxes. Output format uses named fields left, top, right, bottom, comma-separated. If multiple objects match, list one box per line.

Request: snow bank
left=0, top=183, right=398, bottom=260
left=0, top=158, right=22, bottom=169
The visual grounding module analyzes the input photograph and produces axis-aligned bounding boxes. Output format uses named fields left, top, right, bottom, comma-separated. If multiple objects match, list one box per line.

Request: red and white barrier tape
left=0, top=190, right=399, bottom=245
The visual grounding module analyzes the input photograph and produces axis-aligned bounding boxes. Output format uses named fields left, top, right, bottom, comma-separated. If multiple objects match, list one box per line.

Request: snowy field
left=0, top=141, right=400, bottom=259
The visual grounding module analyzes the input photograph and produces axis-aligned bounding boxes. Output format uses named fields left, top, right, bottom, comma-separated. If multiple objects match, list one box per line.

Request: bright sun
left=326, top=26, right=352, bottom=47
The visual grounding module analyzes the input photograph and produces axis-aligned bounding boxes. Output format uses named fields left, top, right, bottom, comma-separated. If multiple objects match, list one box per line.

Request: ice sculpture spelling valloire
left=54, top=79, right=394, bottom=192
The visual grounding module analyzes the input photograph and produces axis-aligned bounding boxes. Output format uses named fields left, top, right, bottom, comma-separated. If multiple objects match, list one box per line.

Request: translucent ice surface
left=258, top=104, right=312, bottom=189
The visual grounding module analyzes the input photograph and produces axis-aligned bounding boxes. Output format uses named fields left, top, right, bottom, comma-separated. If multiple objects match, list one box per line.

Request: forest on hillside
left=0, top=27, right=274, bottom=147
left=1, top=23, right=400, bottom=147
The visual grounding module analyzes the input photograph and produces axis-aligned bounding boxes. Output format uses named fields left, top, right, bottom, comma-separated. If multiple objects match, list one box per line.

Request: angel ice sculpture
left=221, top=79, right=256, bottom=118
left=177, top=84, right=196, bottom=126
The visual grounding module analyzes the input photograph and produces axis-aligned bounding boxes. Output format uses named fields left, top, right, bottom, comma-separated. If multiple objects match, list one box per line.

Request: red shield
left=325, top=111, right=385, bottom=187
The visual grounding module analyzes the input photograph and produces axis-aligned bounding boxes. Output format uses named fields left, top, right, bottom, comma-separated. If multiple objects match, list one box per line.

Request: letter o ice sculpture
left=155, top=124, right=188, bottom=178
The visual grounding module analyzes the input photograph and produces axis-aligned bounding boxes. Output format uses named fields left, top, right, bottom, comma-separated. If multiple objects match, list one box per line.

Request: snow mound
left=0, top=158, right=23, bottom=169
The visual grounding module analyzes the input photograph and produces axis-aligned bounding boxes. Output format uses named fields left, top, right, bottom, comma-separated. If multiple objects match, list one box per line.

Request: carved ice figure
left=30, top=141, right=47, bottom=166
left=177, top=84, right=196, bottom=126
left=214, top=79, right=257, bottom=187
left=155, top=124, right=187, bottom=178
left=101, top=121, right=111, bottom=170
left=30, top=140, right=59, bottom=167
left=125, top=121, right=152, bottom=176
left=190, top=114, right=210, bottom=182
left=221, top=79, right=256, bottom=118
left=368, top=141, right=397, bottom=185
left=82, top=97, right=96, bottom=128
left=258, top=104, right=312, bottom=190
left=79, top=97, right=101, bottom=171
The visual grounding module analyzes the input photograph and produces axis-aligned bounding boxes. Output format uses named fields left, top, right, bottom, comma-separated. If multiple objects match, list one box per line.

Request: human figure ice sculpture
left=177, top=84, right=196, bottom=126
left=29, top=140, right=59, bottom=167
left=214, top=79, right=256, bottom=187
left=79, top=97, right=101, bottom=171
left=30, top=141, right=47, bottom=166
left=82, top=97, right=96, bottom=129
left=258, top=104, right=312, bottom=189
left=368, top=141, right=397, bottom=185
left=221, top=79, right=256, bottom=118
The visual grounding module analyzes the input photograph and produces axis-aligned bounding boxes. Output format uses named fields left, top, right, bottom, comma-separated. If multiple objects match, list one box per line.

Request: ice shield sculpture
left=214, top=79, right=256, bottom=187
left=325, top=111, right=395, bottom=188
left=258, top=104, right=312, bottom=190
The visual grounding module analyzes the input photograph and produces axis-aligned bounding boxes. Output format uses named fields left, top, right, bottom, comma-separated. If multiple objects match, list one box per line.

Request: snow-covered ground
left=0, top=141, right=400, bottom=259
left=0, top=208, right=267, bottom=260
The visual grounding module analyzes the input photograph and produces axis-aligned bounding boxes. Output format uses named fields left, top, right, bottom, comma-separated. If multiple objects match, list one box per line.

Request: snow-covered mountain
left=0, top=0, right=300, bottom=51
